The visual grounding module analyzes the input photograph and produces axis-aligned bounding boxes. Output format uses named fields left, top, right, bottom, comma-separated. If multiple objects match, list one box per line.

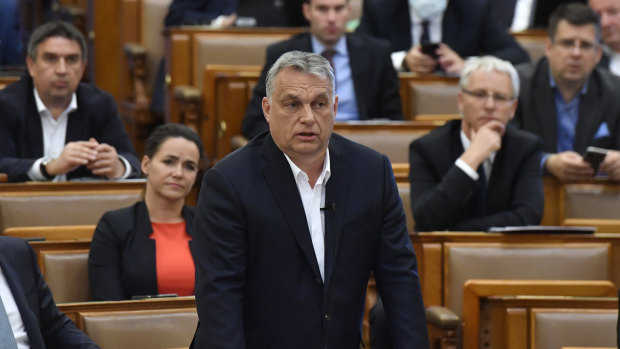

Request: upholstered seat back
left=82, top=309, right=198, bottom=349
left=338, top=130, right=428, bottom=163
left=397, top=183, right=413, bottom=232
left=531, top=308, right=617, bottom=349
left=0, top=192, right=142, bottom=232
left=407, top=82, right=460, bottom=118
left=142, top=0, right=173, bottom=90
left=41, top=250, right=91, bottom=303
left=445, top=242, right=611, bottom=317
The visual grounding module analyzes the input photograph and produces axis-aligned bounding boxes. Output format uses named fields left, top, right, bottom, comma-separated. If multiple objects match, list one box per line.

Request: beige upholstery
left=338, top=131, right=427, bottom=163
left=82, top=308, right=198, bottom=349
left=4, top=225, right=96, bottom=240
left=142, top=0, right=173, bottom=89
left=350, top=0, right=363, bottom=22
left=408, top=82, right=460, bottom=116
left=194, top=33, right=292, bottom=89
left=515, top=37, right=546, bottom=62
left=41, top=250, right=91, bottom=303
left=444, top=243, right=611, bottom=317
left=532, top=308, right=617, bottom=349
left=0, top=192, right=142, bottom=232
left=563, top=184, right=620, bottom=220
left=397, top=182, right=414, bottom=232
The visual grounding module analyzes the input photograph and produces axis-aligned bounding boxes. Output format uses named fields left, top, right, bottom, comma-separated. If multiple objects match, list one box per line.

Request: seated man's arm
left=545, top=151, right=594, bottom=182
left=192, top=168, right=247, bottom=349
left=478, top=6, right=530, bottom=66
left=373, top=155, right=429, bottom=347
left=374, top=40, right=404, bottom=120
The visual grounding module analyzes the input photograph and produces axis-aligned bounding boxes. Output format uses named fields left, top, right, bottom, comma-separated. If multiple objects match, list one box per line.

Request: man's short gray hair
left=265, top=51, right=335, bottom=101
left=27, top=21, right=87, bottom=62
left=459, top=56, right=520, bottom=98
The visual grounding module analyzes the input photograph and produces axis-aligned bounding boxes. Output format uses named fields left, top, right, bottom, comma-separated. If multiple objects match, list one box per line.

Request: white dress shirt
left=27, top=88, right=132, bottom=181
left=510, top=0, right=535, bottom=32
left=0, top=266, right=30, bottom=348
left=284, top=151, right=331, bottom=281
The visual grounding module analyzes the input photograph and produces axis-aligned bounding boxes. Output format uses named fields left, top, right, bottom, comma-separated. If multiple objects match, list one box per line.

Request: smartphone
left=582, top=146, right=608, bottom=171
left=420, top=43, right=440, bottom=59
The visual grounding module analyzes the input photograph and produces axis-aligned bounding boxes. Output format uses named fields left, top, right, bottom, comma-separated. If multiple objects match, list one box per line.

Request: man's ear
left=262, top=97, right=271, bottom=124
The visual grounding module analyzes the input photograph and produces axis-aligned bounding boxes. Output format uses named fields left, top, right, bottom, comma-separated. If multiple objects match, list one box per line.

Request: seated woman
left=88, top=123, right=205, bottom=300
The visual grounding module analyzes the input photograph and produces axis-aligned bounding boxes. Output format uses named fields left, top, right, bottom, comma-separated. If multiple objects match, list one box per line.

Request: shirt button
left=324, top=313, right=330, bottom=321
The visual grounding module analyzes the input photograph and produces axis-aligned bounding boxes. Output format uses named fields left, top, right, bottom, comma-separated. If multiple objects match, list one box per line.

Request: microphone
left=321, top=202, right=336, bottom=212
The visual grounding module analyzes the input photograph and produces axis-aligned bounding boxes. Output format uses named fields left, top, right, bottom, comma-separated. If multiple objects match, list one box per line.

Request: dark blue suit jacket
left=191, top=132, right=428, bottom=348
left=0, top=236, right=98, bottom=348
left=410, top=119, right=543, bottom=232
left=355, top=0, right=529, bottom=66
left=242, top=33, right=403, bottom=139
left=88, top=201, right=196, bottom=301
left=0, top=77, right=140, bottom=182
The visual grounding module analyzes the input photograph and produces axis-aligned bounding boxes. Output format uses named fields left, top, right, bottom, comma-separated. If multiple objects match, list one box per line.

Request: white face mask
left=409, top=0, right=448, bottom=19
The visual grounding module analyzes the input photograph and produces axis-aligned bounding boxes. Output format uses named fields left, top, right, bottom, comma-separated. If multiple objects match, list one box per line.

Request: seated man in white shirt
left=0, top=21, right=140, bottom=182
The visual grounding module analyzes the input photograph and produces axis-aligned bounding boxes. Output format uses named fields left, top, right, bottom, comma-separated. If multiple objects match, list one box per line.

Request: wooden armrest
left=124, top=43, right=147, bottom=58
left=0, top=173, right=7, bottom=182
left=174, top=86, right=202, bottom=102
left=123, top=43, right=148, bottom=108
left=231, top=135, right=249, bottom=150
left=426, top=305, right=460, bottom=331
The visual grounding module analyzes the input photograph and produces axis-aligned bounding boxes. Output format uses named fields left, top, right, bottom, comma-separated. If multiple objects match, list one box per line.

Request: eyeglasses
left=552, top=39, right=599, bottom=53
left=461, top=88, right=515, bottom=105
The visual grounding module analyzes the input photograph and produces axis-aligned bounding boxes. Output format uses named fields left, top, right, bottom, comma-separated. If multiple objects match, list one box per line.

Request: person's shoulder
left=100, top=201, right=142, bottom=224
left=346, top=32, right=391, bottom=51
left=593, top=66, right=620, bottom=90
left=0, top=236, right=30, bottom=258
left=0, top=76, right=29, bottom=102
left=504, top=124, right=542, bottom=150
left=330, top=133, right=386, bottom=163
left=413, top=120, right=458, bottom=148
left=76, top=82, right=116, bottom=106
left=268, top=33, right=310, bottom=52
left=212, top=132, right=267, bottom=172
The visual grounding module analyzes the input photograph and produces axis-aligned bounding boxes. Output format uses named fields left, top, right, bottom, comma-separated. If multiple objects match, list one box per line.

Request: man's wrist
left=40, top=158, right=54, bottom=180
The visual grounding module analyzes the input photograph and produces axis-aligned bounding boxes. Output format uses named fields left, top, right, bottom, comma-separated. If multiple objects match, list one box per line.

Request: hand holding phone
left=582, top=146, right=608, bottom=171
left=420, top=43, right=440, bottom=59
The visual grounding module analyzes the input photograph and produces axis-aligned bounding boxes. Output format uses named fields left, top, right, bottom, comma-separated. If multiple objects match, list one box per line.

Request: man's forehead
left=554, top=21, right=597, bottom=38
left=275, top=70, right=330, bottom=94
left=37, top=37, right=81, bottom=54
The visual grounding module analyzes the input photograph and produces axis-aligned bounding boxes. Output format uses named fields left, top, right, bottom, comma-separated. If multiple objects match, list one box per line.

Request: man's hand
left=86, top=139, right=126, bottom=179
left=545, top=151, right=594, bottom=182
left=459, top=121, right=504, bottom=170
left=45, top=139, right=98, bottom=176
left=404, top=45, right=438, bottom=73
left=436, top=44, right=464, bottom=74
left=599, top=150, right=620, bottom=181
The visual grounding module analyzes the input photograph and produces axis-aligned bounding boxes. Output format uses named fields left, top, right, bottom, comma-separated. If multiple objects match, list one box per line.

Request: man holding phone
left=512, top=3, right=620, bottom=182
left=356, top=0, right=530, bottom=74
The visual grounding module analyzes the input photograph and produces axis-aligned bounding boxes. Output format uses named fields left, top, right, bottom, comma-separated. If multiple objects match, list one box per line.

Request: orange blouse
left=150, top=221, right=194, bottom=296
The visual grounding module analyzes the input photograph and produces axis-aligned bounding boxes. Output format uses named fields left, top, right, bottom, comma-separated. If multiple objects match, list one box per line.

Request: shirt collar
left=33, top=88, right=78, bottom=116
left=284, top=149, right=332, bottom=186
left=311, top=35, right=348, bottom=57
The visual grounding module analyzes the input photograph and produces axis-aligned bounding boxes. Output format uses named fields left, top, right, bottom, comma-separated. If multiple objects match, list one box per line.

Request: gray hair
left=459, top=56, right=520, bottom=98
left=265, top=51, right=335, bottom=101
left=27, top=21, right=87, bottom=62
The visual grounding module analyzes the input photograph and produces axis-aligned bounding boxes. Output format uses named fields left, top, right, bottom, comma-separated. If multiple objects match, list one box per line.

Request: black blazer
left=88, top=201, right=197, bottom=301
left=512, top=57, right=620, bottom=154
left=191, top=132, right=428, bottom=348
left=355, top=0, right=530, bottom=65
left=0, top=236, right=98, bottom=348
left=410, top=119, right=544, bottom=231
left=241, top=32, right=403, bottom=139
left=0, top=77, right=140, bottom=182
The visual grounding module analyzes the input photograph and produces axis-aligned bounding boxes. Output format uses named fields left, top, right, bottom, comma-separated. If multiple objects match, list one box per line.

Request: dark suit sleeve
left=164, top=0, right=237, bottom=26
left=88, top=211, right=128, bottom=301
left=477, top=5, right=529, bottom=65
left=191, top=167, right=248, bottom=349
left=91, top=94, right=141, bottom=177
left=372, top=156, right=429, bottom=347
left=373, top=40, right=403, bottom=120
left=20, top=240, right=99, bottom=348
left=0, top=89, right=37, bottom=182
left=355, top=0, right=378, bottom=37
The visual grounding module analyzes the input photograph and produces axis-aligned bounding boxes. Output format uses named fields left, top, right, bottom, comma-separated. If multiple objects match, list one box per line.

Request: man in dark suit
left=493, top=0, right=586, bottom=31
left=589, top=0, right=620, bottom=75
left=0, top=21, right=140, bottom=182
left=355, top=0, right=530, bottom=74
left=242, top=0, right=402, bottom=140
left=511, top=3, right=620, bottom=182
left=191, top=51, right=428, bottom=348
left=0, top=236, right=99, bottom=348
left=371, top=56, right=543, bottom=349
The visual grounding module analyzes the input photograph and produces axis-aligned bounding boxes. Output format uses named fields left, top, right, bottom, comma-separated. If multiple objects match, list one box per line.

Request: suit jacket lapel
left=575, top=77, right=603, bottom=152
left=0, top=244, right=45, bottom=348
left=260, top=135, right=323, bottom=281
left=135, top=202, right=159, bottom=294
left=533, top=61, right=558, bottom=152
left=25, top=86, right=44, bottom=157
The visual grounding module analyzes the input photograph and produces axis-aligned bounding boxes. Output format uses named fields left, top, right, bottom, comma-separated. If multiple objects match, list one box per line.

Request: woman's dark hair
left=144, top=123, right=206, bottom=166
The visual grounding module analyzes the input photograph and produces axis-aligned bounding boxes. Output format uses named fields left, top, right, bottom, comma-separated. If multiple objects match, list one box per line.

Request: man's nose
left=55, top=58, right=68, bottom=73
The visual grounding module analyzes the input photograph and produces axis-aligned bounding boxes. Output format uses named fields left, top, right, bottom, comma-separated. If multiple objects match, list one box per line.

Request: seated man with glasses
left=512, top=3, right=620, bottom=182
left=370, top=55, right=543, bottom=349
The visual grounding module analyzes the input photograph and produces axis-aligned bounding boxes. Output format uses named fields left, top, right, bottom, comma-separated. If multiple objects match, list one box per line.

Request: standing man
left=0, top=236, right=99, bottom=348
left=512, top=3, right=620, bottom=182
left=589, top=0, right=620, bottom=75
left=355, top=0, right=530, bottom=74
left=242, top=0, right=402, bottom=140
left=191, top=51, right=428, bottom=348
left=0, top=21, right=140, bottom=182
